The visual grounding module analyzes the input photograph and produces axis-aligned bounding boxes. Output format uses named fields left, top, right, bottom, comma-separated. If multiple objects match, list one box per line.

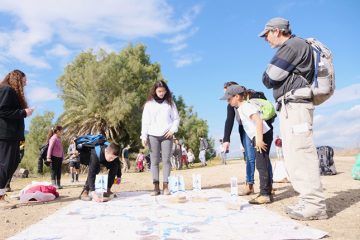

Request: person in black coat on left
left=0, top=69, right=33, bottom=209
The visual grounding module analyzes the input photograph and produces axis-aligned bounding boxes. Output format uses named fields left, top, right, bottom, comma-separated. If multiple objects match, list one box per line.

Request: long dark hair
left=147, top=80, right=173, bottom=106
left=47, top=125, right=63, bottom=142
left=0, top=69, right=28, bottom=108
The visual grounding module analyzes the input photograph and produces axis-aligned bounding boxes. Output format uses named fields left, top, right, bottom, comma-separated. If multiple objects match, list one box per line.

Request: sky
left=0, top=0, right=359, bottom=155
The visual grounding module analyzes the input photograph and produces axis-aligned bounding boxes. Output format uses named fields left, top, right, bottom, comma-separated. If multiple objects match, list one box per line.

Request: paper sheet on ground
left=9, top=189, right=327, bottom=240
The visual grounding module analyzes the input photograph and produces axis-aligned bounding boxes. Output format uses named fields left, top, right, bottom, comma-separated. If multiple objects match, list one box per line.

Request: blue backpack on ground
left=75, top=134, right=107, bottom=165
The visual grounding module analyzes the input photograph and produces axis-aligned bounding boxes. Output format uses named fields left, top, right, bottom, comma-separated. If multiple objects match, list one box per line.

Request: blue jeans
left=239, top=125, right=273, bottom=185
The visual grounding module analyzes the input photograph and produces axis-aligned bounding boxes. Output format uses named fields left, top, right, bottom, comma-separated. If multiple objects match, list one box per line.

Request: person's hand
left=223, top=142, right=230, bottom=152
left=24, top=108, right=34, bottom=117
left=114, top=177, right=121, bottom=185
left=255, top=140, right=267, bottom=153
left=46, top=158, right=52, bottom=162
left=142, top=139, right=148, bottom=147
left=91, top=191, right=102, bottom=202
left=164, top=130, right=173, bottom=139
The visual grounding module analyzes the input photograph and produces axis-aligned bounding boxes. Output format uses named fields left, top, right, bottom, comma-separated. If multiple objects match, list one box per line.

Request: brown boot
left=151, top=182, right=160, bottom=196
left=239, top=183, right=254, bottom=196
left=163, top=182, right=170, bottom=195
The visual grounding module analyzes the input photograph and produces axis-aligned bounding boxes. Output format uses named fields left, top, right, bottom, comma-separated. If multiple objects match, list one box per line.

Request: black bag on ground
left=317, top=146, right=336, bottom=175
left=39, top=143, right=50, bottom=166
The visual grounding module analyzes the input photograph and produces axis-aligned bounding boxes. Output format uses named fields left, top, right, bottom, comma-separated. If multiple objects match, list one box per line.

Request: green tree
left=173, top=96, right=214, bottom=160
left=21, top=112, right=54, bottom=173
left=57, top=44, right=162, bottom=148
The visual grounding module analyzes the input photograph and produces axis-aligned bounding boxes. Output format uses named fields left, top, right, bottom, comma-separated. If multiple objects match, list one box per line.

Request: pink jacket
left=47, top=134, right=64, bottom=159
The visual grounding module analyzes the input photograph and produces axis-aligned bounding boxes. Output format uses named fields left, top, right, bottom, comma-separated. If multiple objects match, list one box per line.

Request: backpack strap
left=94, top=142, right=110, bottom=160
left=312, top=46, right=321, bottom=88
left=95, top=145, right=101, bottom=160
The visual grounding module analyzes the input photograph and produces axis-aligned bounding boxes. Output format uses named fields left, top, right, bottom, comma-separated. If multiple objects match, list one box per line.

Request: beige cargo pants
left=279, top=101, right=326, bottom=211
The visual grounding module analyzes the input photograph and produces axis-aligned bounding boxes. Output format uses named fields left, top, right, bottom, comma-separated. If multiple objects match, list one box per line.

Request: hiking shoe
left=151, top=182, right=161, bottom=196
left=151, top=191, right=161, bottom=196
left=0, top=195, right=16, bottom=209
left=103, top=190, right=113, bottom=198
left=288, top=208, right=328, bottom=221
left=249, top=195, right=272, bottom=205
left=80, top=190, right=92, bottom=201
left=239, top=184, right=254, bottom=196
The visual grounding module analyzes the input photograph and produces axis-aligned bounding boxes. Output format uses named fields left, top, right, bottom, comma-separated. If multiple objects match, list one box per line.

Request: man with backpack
left=80, top=142, right=122, bottom=202
left=259, top=17, right=327, bottom=220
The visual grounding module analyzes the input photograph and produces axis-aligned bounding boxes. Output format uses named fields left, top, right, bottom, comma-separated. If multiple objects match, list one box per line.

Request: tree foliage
left=57, top=44, right=161, bottom=148
left=56, top=43, right=212, bottom=156
left=21, top=112, right=54, bottom=173
left=173, top=96, right=213, bottom=159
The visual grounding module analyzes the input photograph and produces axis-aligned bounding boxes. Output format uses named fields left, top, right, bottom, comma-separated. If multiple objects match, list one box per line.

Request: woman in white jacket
left=141, top=80, right=180, bottom=195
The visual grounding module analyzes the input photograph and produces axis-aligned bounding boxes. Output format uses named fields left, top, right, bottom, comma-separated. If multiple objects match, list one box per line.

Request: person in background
left=136, top=150, right=145, bottom=172
left=121, top=144, right=131, bottom=173
left=219, top=139, right=227, bottom=165
left=274, top=136, right=283, bottom=161
left=0, top=70, right=33, bottom=208
left=199, top=137, right=208, bottom=166
left=181, top=143, right=188, bottom=169
left=187, top=148, right=195, bottom=167
left=173, top=139, right=182, bottom=170
left=259, top=17, right=327, bottom=220
left=47, top=126, right=64, bottom=189
left=68, top=136, right=80, bottom=183
left=141, top=80, right=180, bottom=196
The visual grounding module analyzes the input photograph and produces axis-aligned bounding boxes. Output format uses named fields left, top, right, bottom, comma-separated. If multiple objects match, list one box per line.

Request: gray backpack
left=306, top=38, right=335, bottom=105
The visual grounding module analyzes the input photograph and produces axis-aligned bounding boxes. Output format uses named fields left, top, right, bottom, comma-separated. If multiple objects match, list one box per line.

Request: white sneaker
left=288, top=206, right=328, bottom=221
left=285, top=200, right=305, bottom=214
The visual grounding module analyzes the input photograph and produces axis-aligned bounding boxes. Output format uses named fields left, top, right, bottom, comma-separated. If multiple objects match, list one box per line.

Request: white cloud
left=322, top=83, right=360, bottom=106
left=0, top=0, right=201, bottom=68
left=28, top=87, right=58, bottom=103
left=175, top=54, right=202, bottom=68
left=46, top=44, right=71, bottom=57
left=313, top=104, right=360, bottom=148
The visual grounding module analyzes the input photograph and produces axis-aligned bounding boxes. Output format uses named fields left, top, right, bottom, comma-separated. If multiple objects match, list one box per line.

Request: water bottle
left=192, top=173, right=202, bottom=191
left=230, top=177, right=238, bottom=197
left=317, top=61, right=328, bottom=77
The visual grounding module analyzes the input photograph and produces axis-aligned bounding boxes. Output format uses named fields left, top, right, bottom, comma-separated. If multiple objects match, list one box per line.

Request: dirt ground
left=1, top=155, right=360, bottom=240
